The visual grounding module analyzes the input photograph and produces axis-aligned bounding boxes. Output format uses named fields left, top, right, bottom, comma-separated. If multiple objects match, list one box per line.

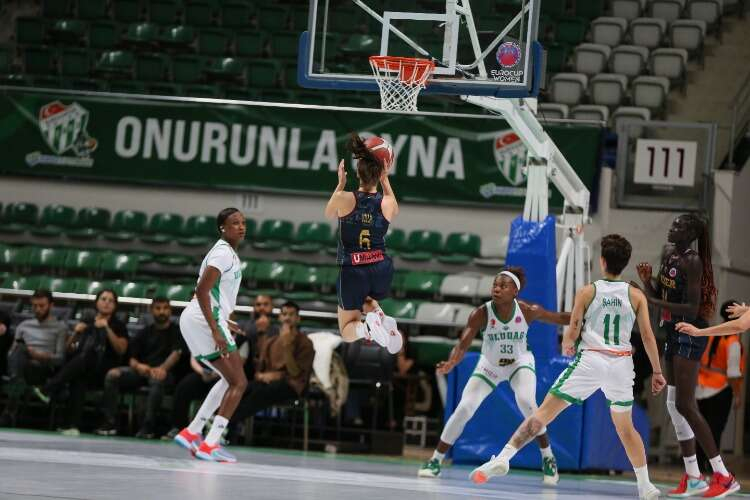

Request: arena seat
left=589, top=73, right=628, bottom=108
left=140, top=212, right=185, bottom=244
left=688, top=0, right=722, bottom=38
left=42, top=0, right=71, bottom=18
left=399, top=230, right=443, bottom=262
left=100, top=252, right=139, bottom=276
left=650, top=48, right=688, bottom=92
left=178, top=215, right=217, bottom=247
left=158, top=25, right=195, bottom=51
left=68, top=207, right=111, bottom=240
left=197, top=27, right=231, bottom=55
left=49, top=19, right=87, bottom=45
left=271, top=31, right=301, bottom=61
left=16, top=17, right=47, bottom=45
left=575, top=0, right=607, bottom=19
left=23, top=46, right=54, bottom=75
left=115, top=281, right=150, bottom=298
left=548, top=73, right=588, bottom=106
left=77, top=0, right=108, bottom=20
left=610, top=45, right=649, bottom=80
left=28, top=247, right=67, bottom=273
left=252, top=219, right=295, bottom=251
left=630, top=18, right=668, bottom=49
left=184, top=0, right=216, bottom=28
left=88, top=20, right=120, bottom=50
left=0, top=202, right=38, bottom=234
left=149, top=0, right=181, bottom=25
left=632, top=75, right=670, bottom=116
left=31, top=204, right=76, bottom=237
left=402, top=271, right=444, bottom=298
left=172, top=54, right=205, bottom=83
left=571, top=104, right=610, bottom=122
left=439, top=232, right=481, bottom=265
left=670, top=20, right=706, bottom=64
left=45, top=277, right=81, bottom=294
left=122, top=23, right=160, bottom=50
left=257, top=5, right=290, bottom=32
left=289, top=222, right=333, bottom=254
left=59, top=48, right=92, bottom=78
left=611, top=106, right=651, bottom=136
left=220, top=1, right=255, bottom=29
left=590, top=17, right=628, bottom=47
left=0, top=246, right=31, bottom=271
left=104, top=210, right=148, bottom=242
left=475, top=274, right=496, bottom=300
left=440, top=274, right=480, bottom=301
left=538, top=102, right=569, bottom=119
left=415, top=302, right=465, bottom=323
left=649, top=0, right=683, bottom=23
left=112, top=0, right=142, bottom=23
left=573, top=43, right=611, bottom=76
left=63, top=249, right=103, bottom=274
left=612, top=0, right=643, bottom=20
left=155, top=283, right=194, bottom=301
left=378, top=298, right=420, bottom=319
left=555, top=17, right=588, bottom=45
left=235, top=30, right=265, bottom=58
left=95, top=50, right=136, bottom=77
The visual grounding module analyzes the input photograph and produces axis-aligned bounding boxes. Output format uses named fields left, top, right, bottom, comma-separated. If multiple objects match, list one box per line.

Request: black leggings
left=45, top=352, right=104, bottom=429
left=697, top=387, right=733, bottom=471
left=666, top=355, right=720, bottom=459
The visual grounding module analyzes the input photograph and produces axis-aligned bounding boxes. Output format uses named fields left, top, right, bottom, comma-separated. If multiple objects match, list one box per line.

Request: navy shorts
left=336, top=256, right=394, bottom=311
left=663, top=318, right=709, bottom=361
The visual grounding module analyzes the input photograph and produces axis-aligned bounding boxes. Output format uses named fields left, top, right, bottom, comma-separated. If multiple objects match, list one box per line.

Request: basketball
left=364, top=136, right=394, bottom=168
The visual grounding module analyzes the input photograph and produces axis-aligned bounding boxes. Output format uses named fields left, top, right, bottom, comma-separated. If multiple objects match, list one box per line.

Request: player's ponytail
left=685, top=213, right=716, bottom=320
left=348, top=133, right=384, bottom=188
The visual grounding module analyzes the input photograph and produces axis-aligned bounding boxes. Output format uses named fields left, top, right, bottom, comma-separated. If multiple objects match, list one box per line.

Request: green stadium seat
left=147, top=82, right=181, bottom=95
left=49, top=20, right=87, bottom=45
left=77, top=0, right=108, bottom=20
left=122, top=22, right=159, bottom=48
left=540, top=0, right=568, bottom=18
left=59, top=48, right=92, bottom=77
left=0, top=246, right=31, bottom=270
left=96, top=50, right=136, bottom=77
left=103, top=210, right=147, bottom=241
left=178, top=214, right=217, bottom=246
left=82, top=280, right=115, bottom=295
left=28, top=247, right=67, bottom=272
left=183, top=83, right=221, bottom=97
left=220, top=0, right=254, bottom=28
left=270, top=32, right=299, bottom=60
left=172, top=54, right=206, bottom=83
left=290, top=7, right=308, bottom=31
left=46, top=277, right=80, bottom=293
left=141, top=212, right=185, bottom=244
left=403, top=271, right=444, bottom=297
left=149, top=0, right=181, bottom=25
left=289, top=221, right=332, bottom=253
left=0, top=46, right=12, bottom=74
left=257, top=6, right=289, bottom=32
left=250, top=260, right=291, bottom=293
left=158, top=25, right=195, bottom=51
left=155, top=253, right=192, bottom=266
left=31, top=204, right=76, bottom=237
left=575, top=0, right=606, bottom=19
left=197, top=28, right=231, bottom=55
left=63, top=249, right=103, bottom=273
left=379, top=298, right=419, bottom=319
left=89, top=21, right=120, bottom=50
left=43, top=0, right=72, bottom=18
left=0, top=202, right=38, bottom=234
left=61, top=77, right=106, bottom=91
left=235, top=30, right=265, bottom=58
left=16, top=18, right=47, bottom=46
left=108, top=80, right=148, bottom=93
left=285, top=263, right=325, bottom=300
left=399, top=230, right=443, bottom=261
left=23, top=46, right=54, bottom=75
left=438, top=232, right=481, bottom=265
left=545, top=43, right=569, bottom=73
left=116, top=281, right=150, bottom=298
left=556, top=17, right=588, bottom=45
left=155, top=284, right=194, bottom=301
left=185, top=0, right=217, bottom=27
left=205, top=57, right=245, bottom=82
left=136, top=52, right=169, bottom=81
left=10, top=276, right=44, bottom=291
left=68, top=206, right=111, bottom=240
left=224, top=86, right=258, bottom=100
left=100, top=252, right=139, bottom=275
left=247, top=59, right=280, bottom=88
left=113, top=0, right=142, bottom=23
left=252, top=219, right=294, bottom=251
left=341, top=34, right=378, bottom=56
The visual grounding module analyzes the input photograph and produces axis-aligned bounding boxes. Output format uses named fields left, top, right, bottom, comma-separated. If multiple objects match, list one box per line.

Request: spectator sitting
left=96, top=297, right=182, bottom=438
left=239, top=294, right=279, bottom=378
left=0, top=307, right=11, bottom=396
left=37, top=289, right=128, bottom=436
left=230, top=301, right=314, bottom=438
left=161, top=328, right=250, bottom=441
left=0, top=289, right=67, bottom=427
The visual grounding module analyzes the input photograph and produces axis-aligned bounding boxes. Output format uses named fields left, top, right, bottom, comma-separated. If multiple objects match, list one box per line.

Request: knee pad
left=666, top=386, right=695, bottom=441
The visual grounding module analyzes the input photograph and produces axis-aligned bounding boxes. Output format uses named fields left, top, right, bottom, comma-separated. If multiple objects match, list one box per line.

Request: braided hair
left=682, top=213, right=716, bottom=320
left=348, top=133, right=384, bottom=188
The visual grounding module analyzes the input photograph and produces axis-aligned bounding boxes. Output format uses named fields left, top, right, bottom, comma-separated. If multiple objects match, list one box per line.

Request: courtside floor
left=0, top=430, right=746, bottom=500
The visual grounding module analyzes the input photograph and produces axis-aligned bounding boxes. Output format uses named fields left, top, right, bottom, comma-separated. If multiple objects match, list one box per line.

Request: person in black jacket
left=37, top=289, right=128, bottom=435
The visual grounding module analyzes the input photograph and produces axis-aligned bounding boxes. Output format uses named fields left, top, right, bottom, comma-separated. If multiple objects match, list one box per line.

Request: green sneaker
left=542, top=456, right=559, bottom=485
left=418, top=458, right=442, bottom=478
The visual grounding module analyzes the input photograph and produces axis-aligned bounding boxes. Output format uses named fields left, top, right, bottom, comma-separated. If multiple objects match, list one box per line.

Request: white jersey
left=579, top=280, right=636, bottom=354
left=480, top=300, right=529, bottom=365
left=194, top=239, right=242, bottom=321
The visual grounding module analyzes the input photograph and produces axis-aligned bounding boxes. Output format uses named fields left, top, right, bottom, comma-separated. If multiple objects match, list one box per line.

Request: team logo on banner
left=493, top=130, right=527, bottom=187
left=26, top=101, right=97, bottom=168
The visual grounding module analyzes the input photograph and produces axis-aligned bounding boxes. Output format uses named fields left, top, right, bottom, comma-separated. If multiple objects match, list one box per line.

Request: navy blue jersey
left=337, top=191, right=389, bottom=266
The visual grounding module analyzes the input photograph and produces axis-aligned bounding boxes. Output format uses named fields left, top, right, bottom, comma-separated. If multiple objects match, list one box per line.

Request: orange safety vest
left=698, top=335, right=745, bottom=390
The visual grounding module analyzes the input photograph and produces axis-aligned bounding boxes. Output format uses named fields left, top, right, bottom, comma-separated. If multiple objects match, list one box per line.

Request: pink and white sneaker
left=173, top=428, right=203, bottom=454
left=365, top=312, right=402, bottom=354
left=195, top=441, right=237, bottom=463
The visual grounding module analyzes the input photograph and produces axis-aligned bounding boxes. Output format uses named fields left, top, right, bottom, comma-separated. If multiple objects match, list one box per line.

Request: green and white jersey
left=580, top=280, right=635, bottom=354
left=197, top=239, right=242, bottom=321
left=480, top=300, right=529, bottom=364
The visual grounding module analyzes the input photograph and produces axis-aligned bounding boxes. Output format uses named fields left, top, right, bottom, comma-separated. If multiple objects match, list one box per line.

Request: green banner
left=0, top=90, right=601, bottom=207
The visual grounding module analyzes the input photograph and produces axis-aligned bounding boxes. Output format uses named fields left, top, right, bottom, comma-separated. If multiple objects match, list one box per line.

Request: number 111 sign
left=633, top=139, right=697, bottom=187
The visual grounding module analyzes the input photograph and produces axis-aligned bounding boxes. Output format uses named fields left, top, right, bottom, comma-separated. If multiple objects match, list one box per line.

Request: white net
left=369, top=56, right=435, bottom=112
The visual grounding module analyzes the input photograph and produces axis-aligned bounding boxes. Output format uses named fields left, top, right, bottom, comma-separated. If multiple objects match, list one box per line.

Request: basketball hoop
left=369, top=56, right=435, bottom=112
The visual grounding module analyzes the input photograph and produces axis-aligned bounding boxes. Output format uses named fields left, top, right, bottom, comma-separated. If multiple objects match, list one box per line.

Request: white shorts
left=179, top=301, right=236, bottom=361
left=470, top=351, right=536, bottom=389
left=549, top=350, right=635, bottom=412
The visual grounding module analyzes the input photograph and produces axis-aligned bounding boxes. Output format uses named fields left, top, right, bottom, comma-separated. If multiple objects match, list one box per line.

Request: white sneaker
left=383, top=316, right=403, bottom=354
left=470, top=454, right=509, bottom=484
left=59, top=428, right=80, bottom=437
left=365, top=312, right=402, bottom=354
left=639, top=483, right=661, bottom=499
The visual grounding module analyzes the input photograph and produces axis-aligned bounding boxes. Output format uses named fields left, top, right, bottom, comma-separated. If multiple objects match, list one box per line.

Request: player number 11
left=603, top=313, right=621, bottom=345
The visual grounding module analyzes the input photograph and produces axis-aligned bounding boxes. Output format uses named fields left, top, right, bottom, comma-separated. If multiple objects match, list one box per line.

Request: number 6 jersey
left=480, top=300, right=529, bottom=364
left=580, top=280, right=636, bottom=354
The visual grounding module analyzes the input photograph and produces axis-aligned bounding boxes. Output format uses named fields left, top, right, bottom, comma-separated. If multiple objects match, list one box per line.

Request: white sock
left=373, top=305, right=384, bottom=317
left=431, top=450, right=445, bottom=463
left=634, top=465, right=650, bottom=489
left=683, top=454, right=701, bottom=478
left=355, top=322, right=368, bottom=340
left=539, top=446, right=553, bottom=459
left=498, top=444, right=518, bottom=461
left=205, top=415, right=229, bottom=446
left=709, top=455, right=729, bottom=476
left=187, top=377, right=228, bottom=435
